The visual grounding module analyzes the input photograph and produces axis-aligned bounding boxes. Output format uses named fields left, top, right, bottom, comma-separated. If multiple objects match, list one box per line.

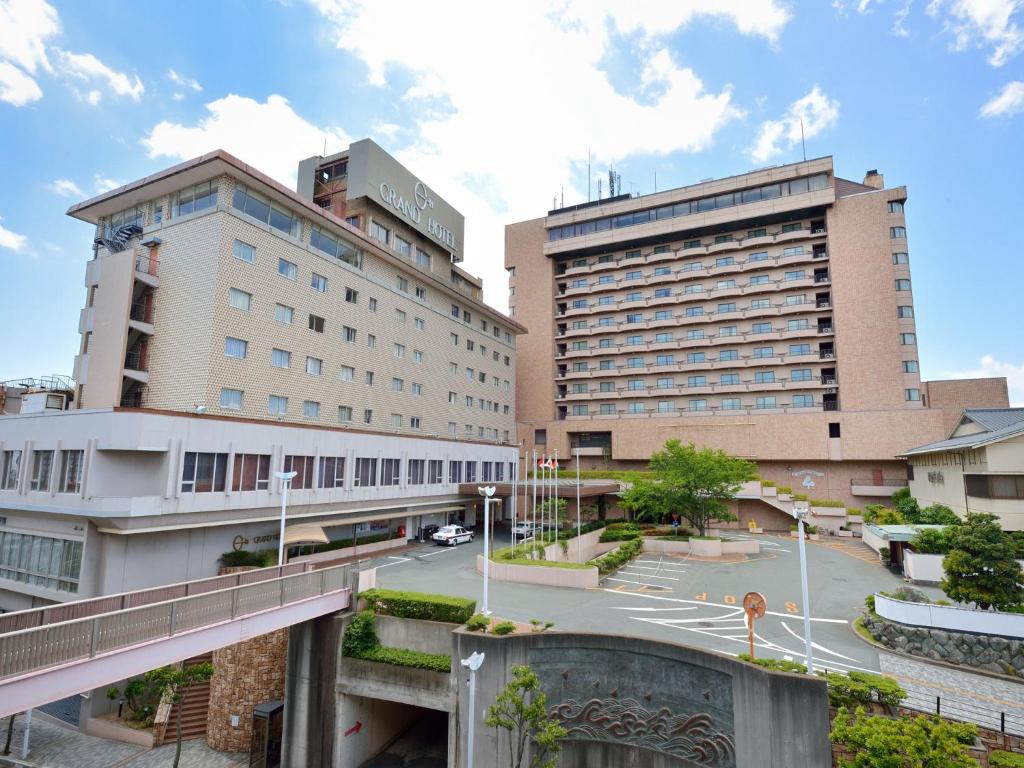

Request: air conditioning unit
left=821, top=353, right=835, bottom=359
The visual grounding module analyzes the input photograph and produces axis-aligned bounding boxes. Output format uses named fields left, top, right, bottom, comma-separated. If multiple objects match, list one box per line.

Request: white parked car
left=511, top=522, right=539, bottom=539
left=432, top=525, right=474, bottom=546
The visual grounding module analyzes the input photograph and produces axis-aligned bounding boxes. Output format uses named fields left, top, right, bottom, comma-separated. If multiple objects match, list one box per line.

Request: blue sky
left=1, top=0, right=1022, bottom=402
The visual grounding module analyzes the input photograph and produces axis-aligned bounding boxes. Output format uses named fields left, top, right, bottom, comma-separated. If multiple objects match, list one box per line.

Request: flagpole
left=553, top=448, right=559, bottom=545
left=532, top=450, right=537, bottom=543
left=540, top=453, right=546, bottom=540
left=511, top=452, right=517, bottom=558
left=576, top=450, right=582, bottom=561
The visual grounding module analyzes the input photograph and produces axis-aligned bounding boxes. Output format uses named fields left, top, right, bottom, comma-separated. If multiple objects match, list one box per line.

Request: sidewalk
left=0, top=716, right=246, bottom=768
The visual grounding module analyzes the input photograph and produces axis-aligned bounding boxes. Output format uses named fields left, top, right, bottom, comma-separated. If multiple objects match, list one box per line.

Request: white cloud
left=141, top=94, right=351, bottom=185
left=94, top=174, right=120, bottom=193
left=0, top=0, right=59, bottom=105
left=0, top=60, right=42, bottom=105
left=304, top=0, right=789, bottom=309
left=48, top=178, right=82, bottom=196
left=893, top=0, right=914, bottom=35
left=55, top=49, right=144, bottom=101
left=943, top=355, right=1024, bottom=406
left=167, top=68, right=201, bottom=92
left=0, top=216, right=28, bottom=252
left=927, top=0, right=1024, bottom=66
left=749, top=86, right=840, bottom=162
left=979, top=79, right=1024, bottom=116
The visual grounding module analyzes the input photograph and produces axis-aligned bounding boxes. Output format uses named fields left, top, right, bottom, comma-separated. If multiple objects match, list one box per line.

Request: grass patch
left=691, top=535, right=722, bottom=541
left=853, top=616, right=880, bottom=645
left=490, top=554, right=592, bottom=570
left=656, top=535, right=691, bottom=542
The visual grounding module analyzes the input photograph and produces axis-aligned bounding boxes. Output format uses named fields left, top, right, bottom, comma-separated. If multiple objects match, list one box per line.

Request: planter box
left=837, top=530, right=853, bottom=538
left=778, top=494, right=793, bottom=502
left=721, top=539, right=760, bottom=555
left=690, top=538, right=723, bottom=557
left=476, top=554, right=598, bottom=589
left=761, top=486, right=778, bottom=497
left=810, top=505, right=846, bottom=517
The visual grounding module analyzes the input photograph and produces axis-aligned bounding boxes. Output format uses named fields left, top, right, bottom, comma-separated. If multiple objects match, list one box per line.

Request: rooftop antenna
left=323, top=137, right=327, bottom=157
left=553, top=195, right=558, bottom=209
left=561, top=186, right=564, bottom=208
left=628, top=181, right=635, bottom=197
left=597, top=179, right=603, bottom=200
left=800, top=119, right=806, bottom=162
left=587, top=148, right=592, bottom=202
left=654, top=170, right=658, bottom=193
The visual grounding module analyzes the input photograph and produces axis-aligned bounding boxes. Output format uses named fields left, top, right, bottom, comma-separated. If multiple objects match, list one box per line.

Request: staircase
left=156, top=652, right=213, bottom=745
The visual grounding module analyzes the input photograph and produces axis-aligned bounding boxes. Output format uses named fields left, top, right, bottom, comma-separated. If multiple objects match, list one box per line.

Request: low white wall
left=874, top=593, right=1024, bottom=639
left=291, top=536, right=407, bottom=565
left=861, top=526, right=888, bottom=554
left=641, top=538, right=759, bottom=556
left=540, top=529, right=615, bottom=563
left=903, top=551, right=945, bottom=584
left=476, top=554, right=599, bottom=589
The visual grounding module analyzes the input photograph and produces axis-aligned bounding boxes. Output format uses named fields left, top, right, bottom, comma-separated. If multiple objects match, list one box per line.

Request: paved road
left=372, top=532, right=1024, bottom=734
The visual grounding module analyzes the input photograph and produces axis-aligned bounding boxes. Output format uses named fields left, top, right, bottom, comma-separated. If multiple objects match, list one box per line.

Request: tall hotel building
left=506, top=157, right=1007, bottom=520
left=0, top=140, right=522, bottom=611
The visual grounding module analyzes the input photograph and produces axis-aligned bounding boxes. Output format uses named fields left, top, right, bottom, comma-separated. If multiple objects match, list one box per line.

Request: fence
left=899, top=688, right=1024, bottom=738
left=0, top=563, right=353, bottom=682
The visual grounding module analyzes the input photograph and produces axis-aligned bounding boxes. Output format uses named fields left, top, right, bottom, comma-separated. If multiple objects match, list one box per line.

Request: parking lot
left=367, top=529, right=1024, bottom=733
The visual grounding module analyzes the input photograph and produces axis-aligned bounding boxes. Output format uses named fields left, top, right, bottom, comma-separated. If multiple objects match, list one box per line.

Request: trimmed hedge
left=592, top=538, right=642, bottom=575
left=465, top=614, right=489, bottom=632
left=219, top=549, right=277, bottom=568
left=809, top=499, right=845, bottom=508
left=821, top=670, right=906, bottom=708
left=991, top=751, right=1024, bottom=767
left=737, top=653, right=807, bottom=674
left=492, top=621, right=516, bottom=636
left=361, top=588, right=476, bottom=624
left=359, top=646, right=451, bottom=673
left=312, top=530, right=401, bottom=553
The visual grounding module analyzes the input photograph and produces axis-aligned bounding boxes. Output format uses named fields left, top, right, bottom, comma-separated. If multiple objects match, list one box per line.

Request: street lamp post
left=460, top=651, right=485, bottom=768
left=275, top=470, right=298, bottom=566
left=793, top=501, right=814, bottom=673
left=478, top=486, right=495, bottom=616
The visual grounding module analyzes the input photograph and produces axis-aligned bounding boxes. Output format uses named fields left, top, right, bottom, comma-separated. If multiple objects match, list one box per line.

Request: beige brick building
left=506, top=157, right=1008, bottom=512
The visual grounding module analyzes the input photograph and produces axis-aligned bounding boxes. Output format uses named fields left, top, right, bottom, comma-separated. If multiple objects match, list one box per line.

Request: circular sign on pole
left=742, top=591, right=767, bottom=660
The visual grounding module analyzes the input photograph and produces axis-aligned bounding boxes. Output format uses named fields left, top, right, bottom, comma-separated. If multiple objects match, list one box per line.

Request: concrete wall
left=540, top=528, right=615, bottom=563
left=283, top=612, right=344, bottom=768
left=903, top=551, right=945, bottom=584
left=452, top=630, right=831, bottom=768
left=475, top=554, right=599, bottom=589
left=373, top=615, right=454, bottom=656
left=923, top=378, right=1009, bottom=435
left=874, top=593, right=1024, bottom=638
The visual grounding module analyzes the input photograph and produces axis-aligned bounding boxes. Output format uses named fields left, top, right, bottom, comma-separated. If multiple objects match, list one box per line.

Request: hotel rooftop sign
left=346, top=138, right=464, bottom=259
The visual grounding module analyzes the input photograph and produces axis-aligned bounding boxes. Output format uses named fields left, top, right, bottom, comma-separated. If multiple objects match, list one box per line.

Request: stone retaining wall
left=863, top=613, right=1024, bottom=679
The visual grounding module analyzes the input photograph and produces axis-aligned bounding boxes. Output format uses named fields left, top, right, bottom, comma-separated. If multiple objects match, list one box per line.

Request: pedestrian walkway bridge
left=0, top=561, right=355, bottom=718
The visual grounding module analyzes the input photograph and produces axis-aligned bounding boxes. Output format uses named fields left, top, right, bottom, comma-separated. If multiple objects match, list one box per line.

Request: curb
left=849, top=615, right=1024, bottom=686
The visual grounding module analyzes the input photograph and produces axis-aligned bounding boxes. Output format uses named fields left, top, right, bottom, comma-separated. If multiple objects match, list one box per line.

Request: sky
left=1, top=0, right=1022, bottom=403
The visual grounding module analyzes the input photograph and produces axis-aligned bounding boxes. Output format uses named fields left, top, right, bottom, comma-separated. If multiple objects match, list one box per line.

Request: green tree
left=891, top=487, right=921, bottom=523
left=917, top=504, right=960, bottom=526
left=145, top=662, right=214, bottom=768
left=908, top=527, right=951, bottom=555
left=485, top=665, right=566, bottom=768
left=830, top=706, right=979, bottom=767
left=619, top=479, right=668, bottom=523
left=942, top=513, right=1024, bottom=611
left=621, top=440, right=756, bottom=535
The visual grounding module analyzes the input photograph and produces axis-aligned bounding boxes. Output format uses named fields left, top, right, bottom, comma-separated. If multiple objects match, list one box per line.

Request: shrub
left=777, top=485, right=793, bottom=495
left=864, top=594, right=876, bottom=613
left=822, top=670, right=906, bottom=708
left=830, top=706, right=979, bottom=767
left=465, top=613, right=490, bottom=632
left=492, top=621, right=516, bottom=636
left=737, top=653, right=807, bottom=674
left=529, top=619, right=554, bottom=632
left=360, top=646, right=451, bottom=673
left=879, top=547, right=890, bottom=562
left=592, top=538, right=642, bottom=575
left=846, top=507, right=861, bottom=516
left=361, top=588, right=476, bottom=624
left=341, top=610, right=379, bottom=657
left=599, top=526, right=642, bottom=542
left=218, top=549, right=276, bottom=568
left=884, top=586, right=929, bottom=603
left=918, top=504, right=960, bottom=526
left=793, top=493, right=809, bottom=501
left=761, top=480, right=777, bottom=488
left=810, top=499, right=845, bottom=508
left=991, top=751, right=1024, bottom=767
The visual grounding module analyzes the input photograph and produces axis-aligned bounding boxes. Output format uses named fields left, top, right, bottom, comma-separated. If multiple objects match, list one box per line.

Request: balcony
left=813, top=272, right=830, bottom=284
left=850, top=478, right=909, bottom=497
left=134, top=254, right=160, bottom=288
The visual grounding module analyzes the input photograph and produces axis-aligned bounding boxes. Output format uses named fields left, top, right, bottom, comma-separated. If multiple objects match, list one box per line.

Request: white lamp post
left=275, top=470, right=298, bottom=566
left=460, top=651, right=485, bottom=768
left=478, top=485, right=495, bottom=616
left=793, top=501, right=814, bottom=673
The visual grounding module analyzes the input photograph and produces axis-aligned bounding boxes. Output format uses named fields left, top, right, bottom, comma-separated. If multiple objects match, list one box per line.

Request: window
left=892, top=252, right=909, bottom=265
left=787, top=319, right=809, bottom=330
left=305, top=356, right=322, bottom=376
left=719, top=350, right=738, bottom=361
left=310, top=273, right=328, bottom=293
left=752, top=322, right=772, bottom=334
left=571, top=279, right=587, bottom=289
left=600, top=360, right=614, bottom=370
left=467, top=340, right=475, bottom=351
left=655, top=332, right=673, bottom=343
left=278, top=258, right=298, bottom=280
left=654, top=288, right=671, bottom=299
left=749, top=275, right=769, bottom=285
left=355, top=458, right=378, bottom=487
left=791, top=368, right=812, bottom=382
left=573, top=300, right=588, bottom=309
left=754, top=371, right=775, bottom=384
left=628, top=402, right=646, bottom=414
left=318, top=456, right=346, bottom=489
left=365, top=372, right=374, bottom=385
left=415, top=286, right=426, bottom=300
left=271, top=348, right=291, bottom=368
left=381, top=457, right=401, bottom=485
left=29, top=450, right=53, bottom=492
left=900, top=333, right=917, bottom=345
left=720, top=374, right=739, bottom=385
left=781, top=222, right=802, bottom=233
left=748, top=251, right=768, bottom=263
left=412, top=383, right=423, bottom=396
left=750, top=299, right=770, bottom=310
left=340, top=365, right=355, bottom=382
left=448, top=461, right=463, bottom=483
left=1, top=450, right=21, bottom=490
left=656, top=377, right=673, bottom=389
left=371, top=221, right=390, bottom=244
left=407, top=459, right=425, bottom=485
left=396, top=276, right=409, bottom=294
left=626, top=313, right=643, bottom=324
left=789, top=343, right=811, bottom=355
left=688, top=375, right=707, bottom=387
left=656, top=354, right=675, bottom=365
left=268, top=395, right=288, bottom=415
left=889, top=201, right=905, bottom=214
left=311, top=227, right=363, bottom=269
left=0, top=530, right=83, bottom=593
left=627, top=335, right=643, bottom=345
left=685, top=330, right=704, bottom=341
left=966, top=475, right=1024, bottom=500
left=220, top=388, right=243, bottom=409
left=684, top=307, right=704, bottom=318
left=689, top=399, right=708, bottom=411
left=786, top=295, right=806, bottom=305
left=275, top=304, right=294, bottom=324
left=719, top=398, right=739, bottom=410
left=428, top=459, right=444, bottom=484
left=392, top=377, right=404, bottom=392
left=572, top=404, right=589, bottom=416
left=625, top=292, right=643, bottom=302
left=717, top=280, right=737, bottom=290
left=687, top=352, right=706, bottom=363
left=338, top=405, right=353, bottom=422
left=343, top=326, right=357, bottom=343
left=890, top=226, right=907, bottom=239
left=394, top=343, right=406, bottom=359
left=395, top=309, right=406, bottom=324
left=782, top=246, right=804, bottom=257
left=684, top=284, right=704, bottom=294
left=224, top=337, right=247, bottom=359
left=597, top=296, right=613, bottom=306
left=684, top=239, right=702, bottom=249
left=364, top=408, right=373, bottom=423
left=598, top=275, right=615, bottom=285
left=792, top=395, right=814, bottom=408
left=755, top=396, right=777, bottom=409
left=394, top=235, right=412, bottom=258
left=367, top=334, right=376, bottom=349
left=718, top=303, right=736, bottom=314
left=598, top=404, right=615, bottom=415
left=625, top=270, right=642, bottom=280
left=228, top=288, right=251, bottom=311
left=416, top=248, right=432, bottom=268
left=905, top=388, right=921, bottom=401
left=181, top=452, right=228, bottom=493
left=784, top=270, right=805, bottom=281
left=715, top=257, right=735, bottom=267
left=308, top=314, right=325, bottom=333
left=628, top=379, right=645, bottom=391
left=657, top=401, right=675, bottom=413
left=303, top=400, right=320, bottom=418
left=897, top=305, right=914, bottom=318
left=902, top=360, right=919, bottom=373
left=173, top=180, right=218, bottom=217
left=233, top=240, right=255, bottom=263
left=828, top=422, right=841, bottom=438
left=753, top=346, right=774, bottom=359
left=895, top=279, right=911, bottom=292
left=627, top=357, right=644, bottom=368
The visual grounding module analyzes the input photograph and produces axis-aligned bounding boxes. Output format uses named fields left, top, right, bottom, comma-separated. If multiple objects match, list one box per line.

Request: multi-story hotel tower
left=506, top=157, right=1007, bottom=518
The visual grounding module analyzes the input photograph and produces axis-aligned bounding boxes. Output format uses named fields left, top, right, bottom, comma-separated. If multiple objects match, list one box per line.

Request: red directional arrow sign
left=344, top=721, right=363, bottom=737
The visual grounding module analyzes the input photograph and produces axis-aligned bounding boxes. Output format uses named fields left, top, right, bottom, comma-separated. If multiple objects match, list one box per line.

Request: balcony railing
left=135, top=254, right=159, bottom=276
left=124, top=350, right=147, bottom=372
left=120, top=390, right=146, bottom=408
left=818, top=325, right=833, bottom=334
left=823, top=401, right=838, bottom=411
left=129, top=298, right=155, bottom=323
left=813, top=273, right=830, bottom=283
left=819, top=350, right=835, bottom=360
left=850, top=478, right=908, bottom=488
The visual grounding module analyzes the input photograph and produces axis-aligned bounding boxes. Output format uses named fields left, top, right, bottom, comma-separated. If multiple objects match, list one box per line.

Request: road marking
left=415, top=548, right=456, bottom=558
left=724, top=594, right=736, bottom=604
left=387, top=555, right=411, bottom=561
left=626, top=564, right=689, bottom=574
left=779, top=620, right=859, bottom=661
left=606, top=606, right=698, bottom=613
left=374, top=557, right=413, bottom=569
left=617, top=570, right=680, bottom=581
left=600, top=589, right=848, bottom=623
left=785, top=602, right=799, bottom=614
left=695, top=592, right=707, bottom=601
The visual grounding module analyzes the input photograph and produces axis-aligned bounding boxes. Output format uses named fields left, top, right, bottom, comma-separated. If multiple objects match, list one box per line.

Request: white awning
left=282, top=523, right=329, bottom=547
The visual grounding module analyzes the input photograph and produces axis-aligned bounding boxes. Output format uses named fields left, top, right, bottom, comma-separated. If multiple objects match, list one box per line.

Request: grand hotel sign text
left=379, top=180, right=458, bottom=252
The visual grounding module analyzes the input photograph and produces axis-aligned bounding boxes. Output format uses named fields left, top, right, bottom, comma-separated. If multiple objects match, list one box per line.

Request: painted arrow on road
left=344, top=721, right=363, bottom=737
